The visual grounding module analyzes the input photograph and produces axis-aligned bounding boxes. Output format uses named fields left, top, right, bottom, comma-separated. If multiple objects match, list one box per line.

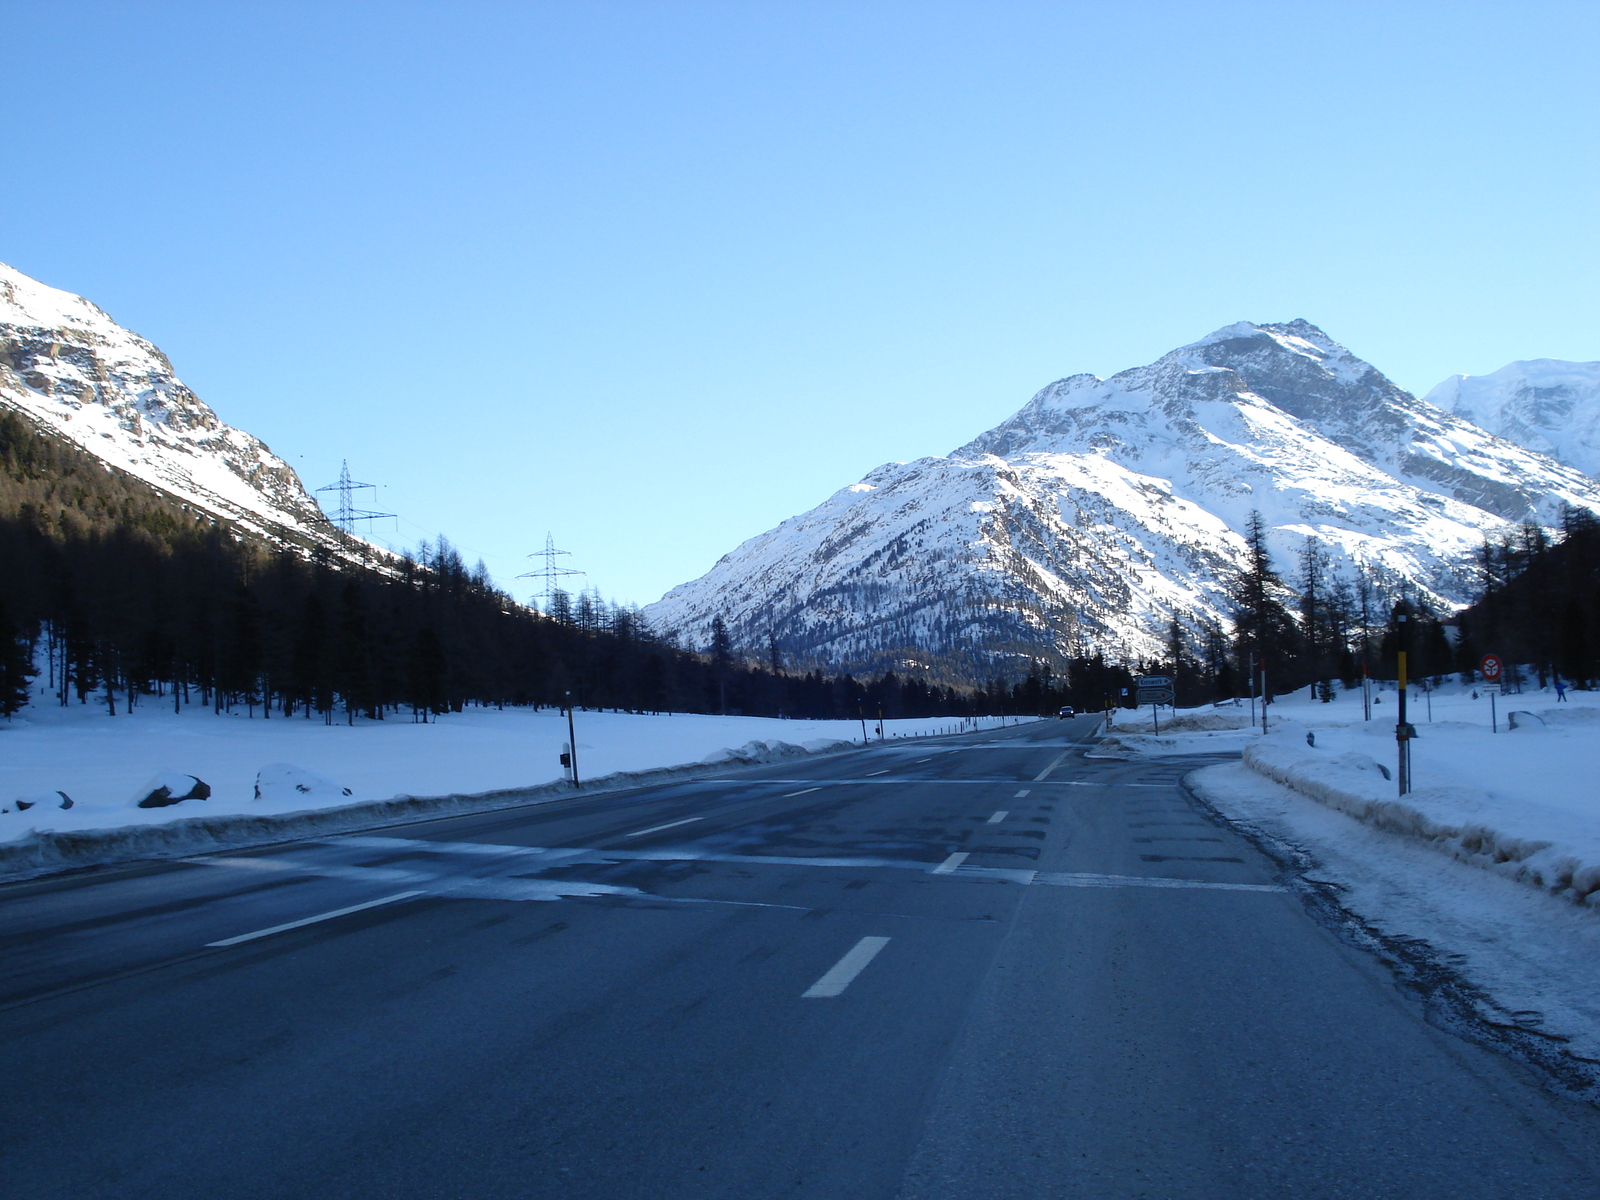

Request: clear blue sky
left=3, top=2, right=1596, bottom=608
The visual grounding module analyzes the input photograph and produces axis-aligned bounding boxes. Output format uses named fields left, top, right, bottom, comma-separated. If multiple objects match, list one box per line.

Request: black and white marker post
left=1393, top=603, right=1415, bottom=796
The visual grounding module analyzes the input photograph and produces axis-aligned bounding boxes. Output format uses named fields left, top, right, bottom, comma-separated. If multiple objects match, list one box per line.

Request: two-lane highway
left=3, top=717, right=1599, bottom=1198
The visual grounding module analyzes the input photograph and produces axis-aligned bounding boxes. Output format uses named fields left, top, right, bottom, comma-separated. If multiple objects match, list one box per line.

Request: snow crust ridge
left=1241, top=734, right=1600, bottom=906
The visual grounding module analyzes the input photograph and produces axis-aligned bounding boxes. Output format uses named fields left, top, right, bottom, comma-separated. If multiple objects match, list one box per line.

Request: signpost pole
left=564, top=690, right=580, bottom=788
left=1247, top=653, right=1255, bottom=728
left=1480, top=654, right=1503, bottom=734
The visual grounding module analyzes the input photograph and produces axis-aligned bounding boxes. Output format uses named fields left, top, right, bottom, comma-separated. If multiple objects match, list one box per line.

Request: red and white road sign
left=1480, top=654, right=1503, bottom=682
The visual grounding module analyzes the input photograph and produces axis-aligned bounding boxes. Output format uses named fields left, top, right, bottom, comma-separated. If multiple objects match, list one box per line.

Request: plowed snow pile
left=1238, top=687, right=1600, bottom=908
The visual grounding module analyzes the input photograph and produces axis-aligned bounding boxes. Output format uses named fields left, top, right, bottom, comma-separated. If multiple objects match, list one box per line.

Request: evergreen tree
left=336, top=580, right=376, bottom=724
left=1229, top=512, right=1300, bottom=688
left=407, top=627, right=449, bottom=721
left=547, top=589, right=573, bottom=626
left=0, top=597, right=35, bottom=718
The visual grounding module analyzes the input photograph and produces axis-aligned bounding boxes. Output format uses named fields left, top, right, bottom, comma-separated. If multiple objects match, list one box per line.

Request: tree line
left=0, top=409, right=1020, bottom=722
left=1449, top=508, right=1600, bottom=690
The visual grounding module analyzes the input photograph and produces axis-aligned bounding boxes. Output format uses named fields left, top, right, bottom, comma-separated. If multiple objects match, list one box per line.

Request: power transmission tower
left=519, top=532, right=585, bottom=610
left=315, top=460, right=395, bottom=536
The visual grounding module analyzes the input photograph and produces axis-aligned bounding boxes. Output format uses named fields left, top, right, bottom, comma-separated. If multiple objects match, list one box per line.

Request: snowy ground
left=1100, top=680, right=1600, bottom=1077
left=0, top=691, right=1019, bottom=845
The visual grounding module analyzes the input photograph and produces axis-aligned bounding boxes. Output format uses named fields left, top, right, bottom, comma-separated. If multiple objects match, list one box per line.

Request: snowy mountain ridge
left=0, top=261, right=338, bottom=546
left=1425, top=359, right=1600, bottom=480
left=646, top=321, right=1600, bottom=677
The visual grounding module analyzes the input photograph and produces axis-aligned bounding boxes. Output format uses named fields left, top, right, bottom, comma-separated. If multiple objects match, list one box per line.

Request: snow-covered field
left=0, top=695, right=1016, bottom=845
left=1107, top=681, right=1600, bottom=1074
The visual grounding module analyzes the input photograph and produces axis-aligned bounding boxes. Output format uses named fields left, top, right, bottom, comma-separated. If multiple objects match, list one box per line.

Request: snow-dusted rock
left=648, top=321, right=1600, bottom=674
left=134, top=772, right=211, bottom=808
left=253, top=763, right=353, bottom=804
left=12, top=790, right=73, bottom=811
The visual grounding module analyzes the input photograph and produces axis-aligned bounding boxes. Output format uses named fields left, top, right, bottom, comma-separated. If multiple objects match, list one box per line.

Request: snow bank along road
left=4, top=721, right=1600, bottom=1199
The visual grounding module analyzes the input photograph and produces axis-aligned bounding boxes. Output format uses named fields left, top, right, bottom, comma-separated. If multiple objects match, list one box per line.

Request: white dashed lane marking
left=987, top=811, right=1007, bottom=824
left=1014, top=788, right=1031, bottom=798
left=625, top=817, right=702, bottom=838
left=802, top=936, right=891, bottom=998
left=931, top=852, right=969, bottom=875
left=783, top=787, right=822, bottom=797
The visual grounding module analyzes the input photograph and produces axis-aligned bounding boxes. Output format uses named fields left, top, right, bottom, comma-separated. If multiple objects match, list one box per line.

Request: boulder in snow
left=134, top=772, right=211, bottom=808
left=14, top=790, right=73, bottom=811
left=253, top=763, right=353, bottom=804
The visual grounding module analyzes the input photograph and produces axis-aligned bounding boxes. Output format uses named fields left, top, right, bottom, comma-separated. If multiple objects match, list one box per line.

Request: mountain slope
left=1425, top=359, right=1600, bottom=480
left=0, top=261, right=338, bottom=547
left=646, top=322, right=1600, bottom=678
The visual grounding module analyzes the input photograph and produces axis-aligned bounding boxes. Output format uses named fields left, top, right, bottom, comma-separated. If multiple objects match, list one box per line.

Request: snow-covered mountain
left=646, top=321, right=1600, bottom=677
left=0, top=261, right=338, bottom=545
left=1425, top=360, right=1600, bottom=480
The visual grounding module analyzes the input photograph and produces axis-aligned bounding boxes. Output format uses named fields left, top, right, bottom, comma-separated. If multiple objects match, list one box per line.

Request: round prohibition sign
left=1479, top=654, right=1503, bottom=682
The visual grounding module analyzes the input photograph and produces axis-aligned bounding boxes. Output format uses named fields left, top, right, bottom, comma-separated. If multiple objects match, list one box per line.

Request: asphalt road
left=3, top=717, right=1599, bottom=1199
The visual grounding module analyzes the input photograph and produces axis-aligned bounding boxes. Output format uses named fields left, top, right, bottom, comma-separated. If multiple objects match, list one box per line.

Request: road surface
left=3, top=716, right=1598, bottom=1198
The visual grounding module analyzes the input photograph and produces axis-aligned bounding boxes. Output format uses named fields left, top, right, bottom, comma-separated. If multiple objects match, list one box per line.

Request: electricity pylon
left=519, top=532, right=584, bottom=610
left=315, top=461, right=394, bottom=536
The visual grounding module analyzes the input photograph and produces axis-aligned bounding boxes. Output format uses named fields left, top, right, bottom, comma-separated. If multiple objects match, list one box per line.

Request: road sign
left=1136, top=676, right=1171, bottom=688
left=1137, top=688, right=1175, bottom=706
left=1480, top=654, right=1502, bottom=683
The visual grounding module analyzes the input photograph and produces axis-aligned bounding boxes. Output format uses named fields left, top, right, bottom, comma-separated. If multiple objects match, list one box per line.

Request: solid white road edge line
left=987, top=811, right=1008, bottom=824
left=802, top=936, right=891, bottom=998
left=932, top=852, right=969, bottom=874
left=207, top=891, right=426, bottom=947
left=625, top=816, right=703, bottom=838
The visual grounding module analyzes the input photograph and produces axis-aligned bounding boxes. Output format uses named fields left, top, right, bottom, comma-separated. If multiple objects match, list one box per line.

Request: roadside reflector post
left=1394, top=603, right=1412, bottom=796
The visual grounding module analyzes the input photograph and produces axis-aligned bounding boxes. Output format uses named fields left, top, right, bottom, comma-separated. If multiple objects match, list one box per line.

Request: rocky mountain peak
left=0, top=261, right=338, bottom=544
left=1426, top=359, right=1600, bottom=479
left=648, top=320, right=1600, bottom=678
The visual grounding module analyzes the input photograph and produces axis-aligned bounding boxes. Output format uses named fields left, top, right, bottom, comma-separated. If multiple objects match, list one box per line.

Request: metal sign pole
left=1480, top=653, right=1503, bottom=734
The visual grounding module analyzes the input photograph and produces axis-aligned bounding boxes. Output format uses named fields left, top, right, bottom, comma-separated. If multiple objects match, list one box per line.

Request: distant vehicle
left=1058, top=705, right=1076, bottom=718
